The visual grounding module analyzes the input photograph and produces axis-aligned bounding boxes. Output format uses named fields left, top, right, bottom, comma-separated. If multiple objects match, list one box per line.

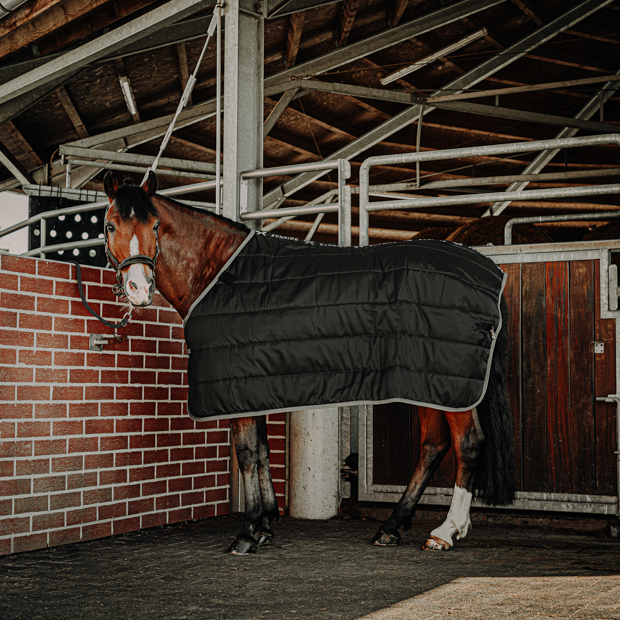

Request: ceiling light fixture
left=380, top=28, right=488, bottom=86
left=118, top=75, right=138, bottom=116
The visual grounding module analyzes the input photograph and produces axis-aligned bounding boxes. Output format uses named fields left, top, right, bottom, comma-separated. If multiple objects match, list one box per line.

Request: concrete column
left=289, top=409, right=339, bottom=520
left=222, top=0, right=263, bottom=222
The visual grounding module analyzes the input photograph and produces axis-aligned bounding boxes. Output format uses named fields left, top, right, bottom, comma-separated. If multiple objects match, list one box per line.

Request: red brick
left=86, top=284, right=115, bottom=302
left=32, top=512, right=65, bottom=531
left=16, top=458, right=49, bottom=476
left=194, top=504, right=217, bottom=520
left=33, top=475, right=65, bottom=495
left=85, top=419, right=114, bottom=434
left=195, top=446, right=218, bottom=460
left=37, top=260, right=71, bottom=279
left=157, top=463, right=181, bottom=478
left=208, top=488, right=228, bottom=503
left=116, top=419, right=142, bottom=433
left=49, top=527, right=81, bottom=549
left=70, top=335, right=90, bottom=351
left=84, top=385, right=114, bottom=400
left=66, top=507, right=98, bottom=527
left=20, top=349, right=52, bottom=366
left=100, top=402, right=128, bottom=417
left=17, top=421, right=51, bottom=437
left=51, top=455, right=83, bottom=472
left=181, top=490, right=205, bottom=506
left=20, top=275, right=54, bottom=295
left=141, top=512, right=167, bottom=529
left=54, top=316, right=85, bottom=333
left=0, top=478, right=31, bottom=496
left=86, top=352, right=116, bottom=367
left=182, top=461, right=205, bottom=476
left=53, top=420, right=83, bottom=436
left=84, top=488, right=112, bottom=505
left=0, top=460, right=14, bottom=477
left=0, top=328, right=33, bottom=347
left=0, top=421, right=15, bottom=438
left=156, top=434, right=182, bottom=449
left=131, top=339, right=157, bottom=353
left=70, top=299, right=100, bottom=319
left=72, top=264, right=101, bottom=284
left=170, top=447, right=193, bottom=462
left=217, top=473, right=230, bottom=488
left=159, top=340, right=183, bottom=355
left=100, top=435, right=128, bottom=451
left=142, top=480, right=166, bottom=496
left=84, top=453, right=114, bottom=470
left=102, top=270, right=116, bottom=286
left=171, top=357, right=187, bottom=371
left=156, top=494, right=180, bottom=511
left=100, top=370, right=129, bottom=385
left=129, top=402, right=156, bottom=416
left=206, top=459, right=228, bottom=473
left=143, top=449, right=170, bottom=465
left=130, top=370, right=156, bottom=385
left=14, top=495, right=49, bottom=514
left=12, top=533, right=47, bottom=554
left=1, top=439, right=33, bottom=457
left=170, top=387, right=188, bottom=401
left=68, top=437, right=99, bottom=453
left=143, top=324, right=169, bottom=340
left=68, top=402, right=98, bottom=418
left=35, top=368, right=68, bottom=383
left=114, top=484, right=141, bottom=500
left=0, top=311, right=17, bottom=330
left=82, top=522, right=112, bottom=541
left=1, top=291, right=35, bottom=311
left=126, top=467, right=154, bottom=483
left=54, top=351, right=86, bottom=367
left=37, top=295, right=69, bottom=315
left=35, top=439, right=67, bottom=456
left=167, top=507, right=192, bottom=524
left=115, top=385, right=143, bottom=400
left=117, top=354, right=144, bottom=368
left=0, top=499, right=11, bottom=516
left=50, top=491, right=81, bottom=511
left=171, top=326, right=184, bottom=340
left=67, top=472, right=98, bottom=489
left=206, top=430, right=228, bottom=444
left=16, top=385, right=50, bottom=401
left=144, top=418, right=169, bottom=433
left=158, top=371, right=183, bottom=385
left=134, top=307, right=159, bottom=323
left=0, top=255, right=35, bottom=274
left=112, top=517, right=140, bottom=535
left=0, top=516, right=30, bottom=536
left=36, top=333, right=68, bottom=349
left=144, top=386, right=169, bottom=400
left=0, top=272, right=19, bottom=290
left=115, top=451, right=142, bottom=467
left=158, top=402, right=183, bottom=417
left=128, top=498, right=154, bottom=515
left=182, top=431, right=205, bottom=446
left=19, top=313, right=53, bottom=331
left=99, top=469, right=128, bottom=486
left=159, top=309, right=182, bottom=324
left=54, top=280, right=80, bottom=298
left=129, top=434, right=156, bottom=449
left=169, top=477, right=192, bottom=493
left=99, top=502, right=127, bottom=520
left=52, top=385, right=84, bottom=401
left=145, top=355, right=170, bottom=369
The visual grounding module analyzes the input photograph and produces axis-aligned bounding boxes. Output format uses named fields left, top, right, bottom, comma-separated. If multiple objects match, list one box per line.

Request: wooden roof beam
left=336, top=0, right=360, bottom=47
left=509, top=0, right=545, bottom=26
left=175, top=42, right=193, bottom=107
left=285, top=11, right=305, bottom=67
left=55, top=86, right=89, bottom=139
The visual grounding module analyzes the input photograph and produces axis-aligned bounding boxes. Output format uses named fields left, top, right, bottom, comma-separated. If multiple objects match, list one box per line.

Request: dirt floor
left=1, top=514, right=619, bottom=620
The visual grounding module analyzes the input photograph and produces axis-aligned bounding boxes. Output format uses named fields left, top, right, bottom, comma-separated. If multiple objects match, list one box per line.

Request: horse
left=101, top=171, right=516, bottom=555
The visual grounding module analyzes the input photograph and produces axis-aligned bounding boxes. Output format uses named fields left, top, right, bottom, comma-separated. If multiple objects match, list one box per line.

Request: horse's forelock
left=113, top=182, right=159, bottom=223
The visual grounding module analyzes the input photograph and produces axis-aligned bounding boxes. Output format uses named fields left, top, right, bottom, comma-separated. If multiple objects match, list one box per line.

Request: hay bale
left=414, top=227, right=456, bottom=241
left=446, top=215, right=553, bottom=246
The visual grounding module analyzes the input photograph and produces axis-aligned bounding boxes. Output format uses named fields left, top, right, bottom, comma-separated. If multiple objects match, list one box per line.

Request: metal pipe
left=338, top=159, right=352, bottom=247
left=215, top=1, right=222, bottom=215
left=66, top=159, right=215, bottom=180
left=241, top=160, right=340, bottom=179
left=596, top=395, right=620, bottom=516
left=504, top=211, right=620, bottom=245
left=241, top=204, right=339, bottom=220
left=23, top=238, right=105, bottom=257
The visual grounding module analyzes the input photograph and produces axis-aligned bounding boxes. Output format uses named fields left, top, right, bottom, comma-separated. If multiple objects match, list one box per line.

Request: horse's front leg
left=255, top=415, right=279, bottom=545
left=227, top=416, right=264, bottom=555
left=371, top=407, right=451, bottom=546
left=423, top=408, right=484, bottom=551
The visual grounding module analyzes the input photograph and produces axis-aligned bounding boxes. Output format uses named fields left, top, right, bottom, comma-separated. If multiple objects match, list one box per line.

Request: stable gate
left=358, top=240, right=620, bottom=515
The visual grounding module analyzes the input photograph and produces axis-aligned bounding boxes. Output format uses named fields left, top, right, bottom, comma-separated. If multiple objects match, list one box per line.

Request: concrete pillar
left=222, top=0, right=263, bottom=222
left=289, top=408, right=339, bottom=520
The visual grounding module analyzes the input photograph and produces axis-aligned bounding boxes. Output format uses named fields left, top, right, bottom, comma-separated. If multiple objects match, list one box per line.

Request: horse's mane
left=114, top=180, right=159, bottom=222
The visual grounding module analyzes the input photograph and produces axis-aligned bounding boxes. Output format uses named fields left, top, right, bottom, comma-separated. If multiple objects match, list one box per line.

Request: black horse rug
left=183, top=231, right=506, bottom=420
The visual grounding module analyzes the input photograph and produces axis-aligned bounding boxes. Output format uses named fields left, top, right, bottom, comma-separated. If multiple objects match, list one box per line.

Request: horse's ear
left=103, top=172, right=119, bottom=200
left=142, top=170, right=157, bottom=197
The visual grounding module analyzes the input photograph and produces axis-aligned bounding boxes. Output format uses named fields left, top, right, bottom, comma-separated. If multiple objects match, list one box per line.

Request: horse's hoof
left=371, top=530, right=401, bottom=546
left=423, top=535, right=451, bottom=551
left=258, top=532, right=274, bottom=546
left=226, top=538, right=258, bottom=555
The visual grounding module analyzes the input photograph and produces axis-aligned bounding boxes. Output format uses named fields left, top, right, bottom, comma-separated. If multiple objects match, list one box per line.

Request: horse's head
left=103, top=171, right=160, bottom=307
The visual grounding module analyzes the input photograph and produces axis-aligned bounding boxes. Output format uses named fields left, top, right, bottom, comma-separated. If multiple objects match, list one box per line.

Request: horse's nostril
left=128, top=281, right=139, bottom=291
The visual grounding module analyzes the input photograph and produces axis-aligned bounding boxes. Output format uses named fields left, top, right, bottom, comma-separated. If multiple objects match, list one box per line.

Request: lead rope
left=141, top=4, right=220, bottom=185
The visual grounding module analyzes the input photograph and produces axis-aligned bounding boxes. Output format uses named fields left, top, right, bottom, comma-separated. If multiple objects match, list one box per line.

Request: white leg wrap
left=430, top=485, right=473, bottom=547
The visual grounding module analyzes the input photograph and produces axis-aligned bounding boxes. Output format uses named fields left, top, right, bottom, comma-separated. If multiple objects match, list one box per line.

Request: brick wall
left=0, top=253, right=286, bottom=556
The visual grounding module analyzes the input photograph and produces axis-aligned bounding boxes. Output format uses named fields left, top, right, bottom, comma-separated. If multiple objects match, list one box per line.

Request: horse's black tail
left=473, top=295, right=517, bottom=506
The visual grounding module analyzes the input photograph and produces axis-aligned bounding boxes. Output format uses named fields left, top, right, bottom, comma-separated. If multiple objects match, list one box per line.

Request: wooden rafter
left=0, top=121, right=43, bottom=171
left=509, top=0, right=544, bottom=26
left=336, top=0, right=360, bottom=48
left=285, top=11, right=305, bottom=67
left=390, top=0, right=408, bottom=27
left=175, top=42, right=192, bottom=107
left=55, top=86, right=89, bottom=139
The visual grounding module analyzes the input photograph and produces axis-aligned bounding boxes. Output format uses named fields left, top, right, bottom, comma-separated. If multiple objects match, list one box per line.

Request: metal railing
left=358, top=133, right=620, bottom=246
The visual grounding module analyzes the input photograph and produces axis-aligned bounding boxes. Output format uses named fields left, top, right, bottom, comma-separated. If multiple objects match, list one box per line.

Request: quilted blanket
left=183, top=231, right=506, bottom=420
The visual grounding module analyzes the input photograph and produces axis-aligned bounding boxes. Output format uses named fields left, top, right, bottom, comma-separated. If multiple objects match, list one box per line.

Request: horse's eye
left=105, top=223, right=115, bottom=233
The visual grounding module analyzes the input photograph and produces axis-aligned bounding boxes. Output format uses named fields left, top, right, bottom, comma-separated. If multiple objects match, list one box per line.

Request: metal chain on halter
left=141, top=4, right=220, bottom=184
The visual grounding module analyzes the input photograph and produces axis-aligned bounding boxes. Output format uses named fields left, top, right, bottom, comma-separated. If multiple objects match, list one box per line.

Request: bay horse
left=101, top=171, right=516, bottom=554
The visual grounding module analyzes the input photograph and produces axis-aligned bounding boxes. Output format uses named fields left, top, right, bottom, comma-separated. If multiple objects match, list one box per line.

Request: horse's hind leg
left=256, top=415, right=279, bottom=545
left=423, top=408, right=484, bottom=551
left=371, top=407, right=451, bottom=546
left=227, top=417, right=264, bottom=555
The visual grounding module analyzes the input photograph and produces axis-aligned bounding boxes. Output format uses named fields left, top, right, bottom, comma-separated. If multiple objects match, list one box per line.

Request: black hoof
left=258, top=532, right=274, bottom=546
left=371, top=530, right=401, bottom=546
left=226, top=538, right=258, bottom=555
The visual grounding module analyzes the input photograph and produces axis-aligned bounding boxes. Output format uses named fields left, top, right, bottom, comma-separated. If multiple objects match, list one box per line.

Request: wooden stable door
left=372, top=257, right=617, bottom=502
